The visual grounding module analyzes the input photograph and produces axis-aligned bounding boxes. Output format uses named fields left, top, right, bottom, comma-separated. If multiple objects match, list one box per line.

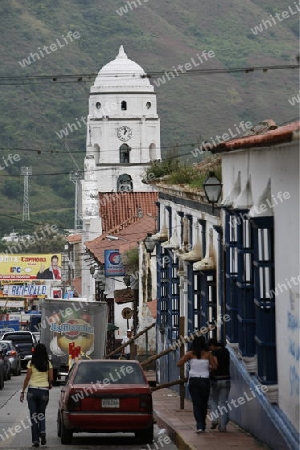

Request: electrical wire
left=0, top=64, right=298, bottom=85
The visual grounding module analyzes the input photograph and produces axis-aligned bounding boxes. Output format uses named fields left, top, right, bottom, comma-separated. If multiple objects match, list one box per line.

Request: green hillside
left=0, top=0, right=298, bottom=235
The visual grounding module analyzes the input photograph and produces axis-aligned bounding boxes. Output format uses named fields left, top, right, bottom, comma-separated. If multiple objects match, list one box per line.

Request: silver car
left=0, top=340, right=22, bottom=376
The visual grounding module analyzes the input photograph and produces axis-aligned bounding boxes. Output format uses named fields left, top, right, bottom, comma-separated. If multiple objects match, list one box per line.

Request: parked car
left=0, top=359, right=4, bottom=390
left=0, top=328, right=15, bottom=339
left=57, top=359, right=154, bottom=445
left=0, top=331, right=37, bottom=369
left=0, top=340, right=22, bottom=376
left=0, top=346, right=11, bottom=381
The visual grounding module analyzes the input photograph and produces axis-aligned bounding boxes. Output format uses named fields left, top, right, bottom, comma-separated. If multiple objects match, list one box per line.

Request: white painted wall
left=221, top=139, right=300, bottom=430
left=156, top=197, right=222, bottom=337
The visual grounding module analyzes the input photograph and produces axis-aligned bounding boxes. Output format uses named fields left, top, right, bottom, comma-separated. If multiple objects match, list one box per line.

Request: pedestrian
left=20, top=343, right=53, bottom=448
left=177, top=335, right=218, bottom=433
left=208, top=338, right=231, bottom=432
left=121, top=329, right=133, bottom=359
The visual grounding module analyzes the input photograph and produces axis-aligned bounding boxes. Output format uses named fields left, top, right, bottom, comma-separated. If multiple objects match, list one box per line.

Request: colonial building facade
left=152, top=122, right=299, bottom=450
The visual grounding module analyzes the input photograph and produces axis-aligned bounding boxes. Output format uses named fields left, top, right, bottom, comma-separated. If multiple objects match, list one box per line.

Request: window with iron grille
left=225, top=210, right=239, bottom=343
left=251, top=217, right=277, bottom=384
left=235, top=210, right=255, bottom=357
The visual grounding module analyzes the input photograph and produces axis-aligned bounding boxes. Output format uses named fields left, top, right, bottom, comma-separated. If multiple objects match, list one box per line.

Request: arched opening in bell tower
left=117, top=174, right=133, bottom=192
left=120, top=144, right=131, bottom=163
left=121, top=100, right=127, bottom=111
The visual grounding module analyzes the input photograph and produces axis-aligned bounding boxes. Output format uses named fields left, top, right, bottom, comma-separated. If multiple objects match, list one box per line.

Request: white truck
left=39, top=298, right=108, bottom=383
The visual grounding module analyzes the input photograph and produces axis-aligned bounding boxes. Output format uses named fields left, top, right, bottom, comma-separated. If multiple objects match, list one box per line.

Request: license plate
left=101, top=398, right=120, bottom=408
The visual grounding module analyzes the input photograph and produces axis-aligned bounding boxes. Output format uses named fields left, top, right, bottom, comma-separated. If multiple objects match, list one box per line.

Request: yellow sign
left=0, top=254, right=62, bottom=281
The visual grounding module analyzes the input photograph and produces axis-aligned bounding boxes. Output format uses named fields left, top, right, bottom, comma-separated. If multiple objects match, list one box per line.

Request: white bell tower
left=86, top=45, right=161, bottom=193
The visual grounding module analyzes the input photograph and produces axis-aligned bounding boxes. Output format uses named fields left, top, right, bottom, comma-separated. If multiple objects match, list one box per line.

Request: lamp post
left=143, top=233, right=156, bottom=256
left=203, top=171, right=222, bottom=214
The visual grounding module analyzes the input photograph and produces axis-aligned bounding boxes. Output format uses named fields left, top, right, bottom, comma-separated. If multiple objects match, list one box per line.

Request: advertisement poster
left=0, top=254, right=62, bottom=281
left=45, top=302, right=95, bottom=357
left=104, top=249, right=125, bottom=277
left=3, top=284, right=51, bottom=297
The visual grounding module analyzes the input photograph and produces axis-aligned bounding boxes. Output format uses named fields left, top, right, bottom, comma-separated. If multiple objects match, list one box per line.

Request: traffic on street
left=0, top=371, right=178, bottom=450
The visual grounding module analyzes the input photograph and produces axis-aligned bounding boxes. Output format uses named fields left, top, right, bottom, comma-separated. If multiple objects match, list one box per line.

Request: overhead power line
left=0, top=116, right=299, bottom=160
left=0, top=64, right=298, bottom=85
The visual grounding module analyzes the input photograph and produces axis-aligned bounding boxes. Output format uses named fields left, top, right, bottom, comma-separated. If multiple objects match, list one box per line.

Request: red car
left=57, top=359, right=154, bottom=445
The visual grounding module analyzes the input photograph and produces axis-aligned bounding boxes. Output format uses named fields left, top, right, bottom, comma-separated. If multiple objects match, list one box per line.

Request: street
left=0, top=373, right=178, bottom=450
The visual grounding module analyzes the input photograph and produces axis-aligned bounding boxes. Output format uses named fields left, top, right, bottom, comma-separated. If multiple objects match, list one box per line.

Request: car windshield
left=74, top=362, right=145, bottom=385
left=3, top=334, right=33, bottom=343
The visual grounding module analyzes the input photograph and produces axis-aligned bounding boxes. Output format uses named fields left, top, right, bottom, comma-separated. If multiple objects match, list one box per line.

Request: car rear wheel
left=60, top=419, right=73, bottom=445
left=13, top=367, right=19, bottom=376
left=135, top=424, right=154, bottom=444
left=0, top=372, right=4, bottom=390
left=57, top=411, right=61, bottom=437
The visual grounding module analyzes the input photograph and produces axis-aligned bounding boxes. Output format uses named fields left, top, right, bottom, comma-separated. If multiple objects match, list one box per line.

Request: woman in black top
left=208, top=338, right=231, bottom=432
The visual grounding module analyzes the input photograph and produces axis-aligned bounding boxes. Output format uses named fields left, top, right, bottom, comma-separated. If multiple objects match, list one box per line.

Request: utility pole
left=21, top=166, right=32, bottom=221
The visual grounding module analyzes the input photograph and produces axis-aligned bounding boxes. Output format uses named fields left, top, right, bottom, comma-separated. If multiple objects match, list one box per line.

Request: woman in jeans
left=177, top=336, right=217, bottom=433
left=20, top=343, right=53, bottom=448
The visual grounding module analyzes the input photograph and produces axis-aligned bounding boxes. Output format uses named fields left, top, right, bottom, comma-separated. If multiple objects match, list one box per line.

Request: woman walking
left=20, top=343, right=53, bottom=448
left=208, top=338, right=231, bottom=432
left=177, top=335, right=217, bottom=433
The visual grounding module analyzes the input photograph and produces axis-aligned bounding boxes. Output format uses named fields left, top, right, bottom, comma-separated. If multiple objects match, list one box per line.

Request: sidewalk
left=152, top=387, right=270, bottom=450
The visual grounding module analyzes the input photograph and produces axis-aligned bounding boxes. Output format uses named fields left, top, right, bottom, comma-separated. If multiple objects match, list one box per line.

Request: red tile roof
left=211, top=120, right=300, bottom=153
left=85, top=215, right=156, bottom=264
left=66, top=234, right=82, bottom=243
left=99, top=192, right=158, bottom=232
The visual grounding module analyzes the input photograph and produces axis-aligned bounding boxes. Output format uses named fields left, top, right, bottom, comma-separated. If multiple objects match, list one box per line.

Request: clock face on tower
left=117, top=126, right=132, bottom=142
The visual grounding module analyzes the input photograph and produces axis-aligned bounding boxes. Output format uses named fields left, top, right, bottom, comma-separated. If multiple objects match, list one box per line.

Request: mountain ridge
left=0, top=0, right=298, bottom=234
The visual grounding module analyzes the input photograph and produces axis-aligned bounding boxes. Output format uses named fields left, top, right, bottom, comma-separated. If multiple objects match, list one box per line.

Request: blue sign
left=104, top=249, right=125, bottom=277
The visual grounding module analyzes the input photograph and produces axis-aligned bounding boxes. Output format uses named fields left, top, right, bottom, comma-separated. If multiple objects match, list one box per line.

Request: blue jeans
left=188, top=377, right=210, bottom=430
left=209, top=379, right=231, bottom=431
left=27, top=388, right=49, bottom=444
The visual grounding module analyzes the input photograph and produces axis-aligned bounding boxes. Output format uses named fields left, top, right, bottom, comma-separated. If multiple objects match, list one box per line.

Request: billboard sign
left=0, top=254, right=62, bottom=281
left=104, top=249, right=125, bottom=277
left=3, top=284, right=50, bottom=297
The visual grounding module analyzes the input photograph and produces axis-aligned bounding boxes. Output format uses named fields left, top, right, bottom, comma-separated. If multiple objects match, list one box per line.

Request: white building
left=86, top=45, right=160, bottom=194
left=151, top=121, right=300, bottom=449
left=79, top=47, right=161, bottom=351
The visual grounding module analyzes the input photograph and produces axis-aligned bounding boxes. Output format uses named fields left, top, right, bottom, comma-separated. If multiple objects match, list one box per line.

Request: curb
left=154, top=409, right=197, bottom=450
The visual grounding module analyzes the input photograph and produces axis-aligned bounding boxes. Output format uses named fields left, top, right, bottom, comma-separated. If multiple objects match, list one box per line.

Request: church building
left=80, top=47, right=161, bottom=343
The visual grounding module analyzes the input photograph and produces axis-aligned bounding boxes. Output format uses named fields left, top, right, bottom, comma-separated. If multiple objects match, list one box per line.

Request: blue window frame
left=189, top=266, right=217, bottom=340
left=235, top=210, right=255, bottom=357
left=225, top=210, right=239, bottom=343
left=157, top=247, right=180, bottom=341
left=251, top=216, right=277, bottom=384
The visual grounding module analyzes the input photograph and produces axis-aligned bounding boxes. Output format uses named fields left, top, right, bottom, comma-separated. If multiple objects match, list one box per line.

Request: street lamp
left=203, top=171, right=222, bottom=213
left=143, top=233, right=156, bottom=256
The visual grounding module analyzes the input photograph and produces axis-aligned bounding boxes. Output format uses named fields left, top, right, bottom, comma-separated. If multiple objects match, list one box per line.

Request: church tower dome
left=92, top=45, right=153, bottom=92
